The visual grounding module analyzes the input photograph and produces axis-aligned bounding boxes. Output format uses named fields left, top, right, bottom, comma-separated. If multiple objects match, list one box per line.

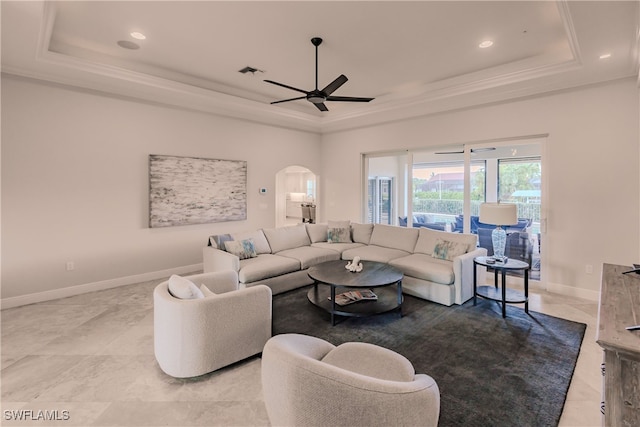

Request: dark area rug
left=272, top=286, right=586, bottom=427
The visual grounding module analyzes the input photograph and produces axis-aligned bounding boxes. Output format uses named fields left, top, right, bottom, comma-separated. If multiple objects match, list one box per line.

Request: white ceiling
left=2, top=1, right=639, bottom=133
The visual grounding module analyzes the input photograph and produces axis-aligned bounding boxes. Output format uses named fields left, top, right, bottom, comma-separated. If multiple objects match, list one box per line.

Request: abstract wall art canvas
left=149, top=155, right=247, bottom=228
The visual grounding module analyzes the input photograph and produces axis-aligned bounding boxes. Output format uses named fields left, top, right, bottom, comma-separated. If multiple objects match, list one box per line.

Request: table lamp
left=479, top=202, right=518, bottom=261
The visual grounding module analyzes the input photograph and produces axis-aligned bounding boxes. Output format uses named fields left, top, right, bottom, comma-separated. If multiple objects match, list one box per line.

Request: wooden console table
left=596, top=263, right=640, bottom=426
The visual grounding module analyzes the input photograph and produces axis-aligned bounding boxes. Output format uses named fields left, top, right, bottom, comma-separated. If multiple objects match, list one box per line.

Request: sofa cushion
left=238, top=254, right=301, bottom=284
left=351, top=223, right=374, bottom=245
left=231, top=229, right=271, bottom=255
left=369, top=224, right=419, bottom=253
left=306, top=223, right=328, bottom=243
left=414, top=227, right=477, bottom=256
left=168, top=275, right=205, bottom=299
left=263, top=224, right=311, bottom=253
left=312, top=242, right=365, bottom=253
left=342, top=245, right=410, bottom=263
left=277, top=246, right=341, bottom=269
left=224, top=239, right=257, bottom=260
left=389, top=254, right=455, bottom=285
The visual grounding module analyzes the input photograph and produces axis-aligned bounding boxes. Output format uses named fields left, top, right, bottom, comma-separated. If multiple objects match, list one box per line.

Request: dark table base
left=307, top=285, right=402, bottom=325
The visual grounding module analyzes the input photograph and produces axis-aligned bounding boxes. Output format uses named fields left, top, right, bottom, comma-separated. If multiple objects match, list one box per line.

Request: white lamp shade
left=479, top=203, right=518, bottom=226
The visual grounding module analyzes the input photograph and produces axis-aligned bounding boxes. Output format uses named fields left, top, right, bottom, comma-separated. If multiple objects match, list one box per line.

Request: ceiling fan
left=265, top=37, right=374, bottom=112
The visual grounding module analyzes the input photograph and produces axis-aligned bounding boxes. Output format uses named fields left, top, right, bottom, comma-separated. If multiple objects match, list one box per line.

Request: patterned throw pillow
left=209, top=234, right=233, bottom=249
left=432, top=238, right=468, bottom=261
left=224, top=239, right=258, bottom=260
left=327, top=227, right=351, bottom=243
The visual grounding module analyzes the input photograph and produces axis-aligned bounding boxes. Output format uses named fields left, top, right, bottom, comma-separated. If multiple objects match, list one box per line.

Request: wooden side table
left=473, top=256, right=529, bottom=318
left=596, top=263, right=640, bottom=427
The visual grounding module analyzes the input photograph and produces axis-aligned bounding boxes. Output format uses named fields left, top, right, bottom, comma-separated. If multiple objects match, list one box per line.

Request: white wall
left=1, top=76, right=321, bottom=302
left=321, top=78, right=640, bottom=299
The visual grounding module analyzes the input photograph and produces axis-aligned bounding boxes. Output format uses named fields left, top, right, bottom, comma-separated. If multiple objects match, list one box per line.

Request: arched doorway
left=275, top=166, right=317, bottom=228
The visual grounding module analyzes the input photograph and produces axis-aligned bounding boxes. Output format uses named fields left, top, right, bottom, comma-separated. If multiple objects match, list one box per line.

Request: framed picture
left=149, top=155, right=247, bottom=227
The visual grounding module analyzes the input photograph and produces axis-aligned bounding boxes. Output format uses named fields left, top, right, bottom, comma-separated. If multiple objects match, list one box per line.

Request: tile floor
left=1, top=276, right=603, bottom=426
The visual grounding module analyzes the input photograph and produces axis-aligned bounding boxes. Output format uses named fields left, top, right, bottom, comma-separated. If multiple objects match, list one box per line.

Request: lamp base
left=491, top=226, right=507, bottom=260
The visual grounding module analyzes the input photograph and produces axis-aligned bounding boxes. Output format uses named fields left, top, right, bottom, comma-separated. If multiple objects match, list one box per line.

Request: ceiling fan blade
left=435, top=150, right=464, bottom=155
left=326, top=96, right=374, bottom=102
left=270, top=96, right=307, bottom=105
left=321, top=74, right=348, bottom=96
left=264, top=80, right=309, bottom=95
left=314, top=102, right=329, bottom=112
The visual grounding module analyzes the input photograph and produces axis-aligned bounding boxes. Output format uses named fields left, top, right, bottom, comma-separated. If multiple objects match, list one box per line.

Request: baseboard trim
left=485, top=276, right=599, bottom=302
left=1, top=264, right=203, bottom=309
left=545, top=280, right=600, bottom=302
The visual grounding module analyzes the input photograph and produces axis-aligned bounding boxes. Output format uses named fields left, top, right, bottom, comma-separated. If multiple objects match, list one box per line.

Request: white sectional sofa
left=203, top=222, right=487, bottom=306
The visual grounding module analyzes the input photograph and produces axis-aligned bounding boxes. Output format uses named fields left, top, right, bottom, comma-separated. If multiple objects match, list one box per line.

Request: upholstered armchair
left=262, top=333, right=440, bottom=427
left=153, top=271, right=272, bottom=378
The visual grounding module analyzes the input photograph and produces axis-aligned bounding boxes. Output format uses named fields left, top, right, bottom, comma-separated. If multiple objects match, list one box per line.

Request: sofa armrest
left=203, top=246, right=240, bottom=273
left=452, top=247, right=487, bottom=305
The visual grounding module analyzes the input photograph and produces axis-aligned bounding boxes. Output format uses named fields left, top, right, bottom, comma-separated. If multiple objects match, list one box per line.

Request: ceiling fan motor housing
left=307, top=90, right=325, bottom=104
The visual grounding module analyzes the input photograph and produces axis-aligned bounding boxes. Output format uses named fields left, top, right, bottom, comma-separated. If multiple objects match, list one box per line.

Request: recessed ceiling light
left=479, top=40, right=494, bottom=49
left=130, top=32, right=146, bottom=40
left=599, top=53, right=612, bottom=60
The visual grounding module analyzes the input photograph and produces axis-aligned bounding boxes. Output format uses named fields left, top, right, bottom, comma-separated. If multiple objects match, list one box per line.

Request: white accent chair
left=153, top=271, right=272, bottom=378
left=262, top=333, right=440, bottom=427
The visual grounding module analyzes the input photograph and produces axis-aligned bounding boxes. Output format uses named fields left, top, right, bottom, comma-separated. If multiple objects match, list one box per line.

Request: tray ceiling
left=2, top=1, right=638, bottom=133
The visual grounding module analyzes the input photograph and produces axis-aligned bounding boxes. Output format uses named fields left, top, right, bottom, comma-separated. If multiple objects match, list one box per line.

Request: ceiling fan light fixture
left=130, top=31, right=146, bottom=40
left=307, top=91, right=325, bottom=104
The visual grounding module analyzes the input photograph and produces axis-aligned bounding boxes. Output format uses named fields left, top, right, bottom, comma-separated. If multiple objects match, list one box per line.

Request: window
left=363, top=142, right=543, bottom=280
left=498, top=157, right=541, bottom=233
left=412, top=161, right=485, bottom=225
left=368, top=177, right=394, bottom=224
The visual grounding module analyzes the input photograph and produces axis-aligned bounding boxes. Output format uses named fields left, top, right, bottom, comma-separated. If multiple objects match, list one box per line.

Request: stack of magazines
left=330, top=289, right=378, bottom=306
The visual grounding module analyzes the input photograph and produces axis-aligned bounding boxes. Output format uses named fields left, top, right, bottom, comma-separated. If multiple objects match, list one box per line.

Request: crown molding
left=15, top=0, right=630, bottom=134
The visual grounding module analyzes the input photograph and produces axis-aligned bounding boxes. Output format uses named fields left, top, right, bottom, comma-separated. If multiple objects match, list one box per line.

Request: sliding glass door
left=363, top=140, right=544, bottom=280
left=365, top=153, right=408, bottom=226
left=367, top=177, right=394, bottom=224
left=412, top=161, right=485, bottom=231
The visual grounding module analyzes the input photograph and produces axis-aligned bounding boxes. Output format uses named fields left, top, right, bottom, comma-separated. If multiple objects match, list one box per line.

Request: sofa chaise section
left=389, top=227, right=486, bottom=306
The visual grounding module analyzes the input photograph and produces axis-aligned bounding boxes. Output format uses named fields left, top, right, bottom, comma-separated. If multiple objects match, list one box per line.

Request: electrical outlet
left=66, top=261, right=75, bottom=271
left=585, top=264, right=593, bottom=274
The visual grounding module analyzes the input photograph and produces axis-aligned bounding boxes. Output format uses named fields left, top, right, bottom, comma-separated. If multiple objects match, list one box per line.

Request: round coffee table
left=307, top=260, right=404, bottom=325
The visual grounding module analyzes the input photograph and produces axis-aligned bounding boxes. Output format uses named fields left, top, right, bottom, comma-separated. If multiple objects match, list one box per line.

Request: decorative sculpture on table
left=345, top=256, right=363, bottom=272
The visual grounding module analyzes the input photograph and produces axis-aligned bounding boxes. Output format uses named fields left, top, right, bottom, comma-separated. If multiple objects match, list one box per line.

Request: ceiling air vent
left=239, top=66, right=263, bottom=74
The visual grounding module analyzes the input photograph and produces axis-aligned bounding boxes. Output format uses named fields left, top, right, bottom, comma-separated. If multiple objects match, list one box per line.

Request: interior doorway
left=275, top=166, right=317, bottom=228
